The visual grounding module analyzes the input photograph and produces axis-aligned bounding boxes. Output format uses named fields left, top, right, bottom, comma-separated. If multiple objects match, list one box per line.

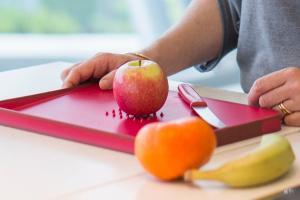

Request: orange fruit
left=134, top=117, right=216, bottom=181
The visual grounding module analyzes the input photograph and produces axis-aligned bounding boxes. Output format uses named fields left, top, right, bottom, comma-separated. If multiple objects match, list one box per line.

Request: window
left=0, top=0, right=240, bottom=91
left=0, top=0, right=189, bottom=35
left=0, top=0, right=133, bottom=34
left=0, top=0, right=187, bottom=71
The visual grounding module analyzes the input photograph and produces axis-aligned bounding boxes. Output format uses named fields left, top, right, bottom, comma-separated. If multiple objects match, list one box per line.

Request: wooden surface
left=0, top=62, right=299, bottom=200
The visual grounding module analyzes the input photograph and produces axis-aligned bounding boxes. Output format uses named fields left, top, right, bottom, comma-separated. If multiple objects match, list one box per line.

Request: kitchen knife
left=178, top=84, right=226, bottom=128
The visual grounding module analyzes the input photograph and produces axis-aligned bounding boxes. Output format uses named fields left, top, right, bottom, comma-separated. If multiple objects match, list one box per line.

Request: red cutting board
left=0, top=83, right=281, bottom=153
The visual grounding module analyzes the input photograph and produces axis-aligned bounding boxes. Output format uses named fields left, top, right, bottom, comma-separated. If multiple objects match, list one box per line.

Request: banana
left=184, top=134, right=295, bottom=187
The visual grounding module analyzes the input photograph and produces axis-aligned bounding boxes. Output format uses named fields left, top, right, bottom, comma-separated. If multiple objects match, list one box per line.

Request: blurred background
left=0, top=0, right=241, bottom=91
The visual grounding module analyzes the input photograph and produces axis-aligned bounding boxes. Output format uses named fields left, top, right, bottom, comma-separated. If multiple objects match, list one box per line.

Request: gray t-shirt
left=196, top=0, right=300, bottom=93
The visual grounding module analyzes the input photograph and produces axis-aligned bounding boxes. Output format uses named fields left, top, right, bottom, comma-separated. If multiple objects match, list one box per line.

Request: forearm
left=140, top=0, right=223, bottom=76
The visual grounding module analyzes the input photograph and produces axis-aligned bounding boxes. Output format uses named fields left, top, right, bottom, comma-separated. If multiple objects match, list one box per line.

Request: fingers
left=274, top=101, right=300, bottom=126
left=65, top=60, right=106, bottom=88
left=61, top=53, right=138, bottom=89
left=248, top=67, right=300, bottom=126
left=62, top=67, right=82, bottom=88
left=61, top=53, right=114, bottom=88
left=61, top=63, right=81, bottom=81
left=281, top=99, right=300, bottom=112
left=61, top=68, right=70, bottom=81
left=272, top=101, right=292, bottom=118
left=272, top=97, right=300, bottom=126
left=248, top=69, right=287, bottom=105
left=99, top=70, right=117, bottom=90
left=284, top=112, right=300, bottom=126
left=258, top=85, right=290, bottom=108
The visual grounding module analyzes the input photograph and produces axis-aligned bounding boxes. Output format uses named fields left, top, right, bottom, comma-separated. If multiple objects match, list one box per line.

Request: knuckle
left=252, top=79, right=265, bottom=93
left=295, top=95, right=300, bottom=102
left=95, top=52, right=104, bottom=57
left=69, top=67, right=80, bottom=76
left=259, top=95, right=268, bottom=107
left=287, top=80, right=300, bottom=93
left=96, top=52, right=112, bottom=58
left=283, top=117, right=290, bottom=125
left=71, top=67, right=79, bottom=73
left=62, top=68, right=69, bottom=75
left=283, top=67, right=298, bottom=76
left=291, top=81, right=300, bottom=90
left=283, top=115, right=297, bottom=126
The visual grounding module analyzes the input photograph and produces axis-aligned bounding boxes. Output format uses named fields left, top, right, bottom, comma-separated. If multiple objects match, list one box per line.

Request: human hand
left=61, top=52, right=140, bottom=89
left=248, top=67, right=300, bottom=126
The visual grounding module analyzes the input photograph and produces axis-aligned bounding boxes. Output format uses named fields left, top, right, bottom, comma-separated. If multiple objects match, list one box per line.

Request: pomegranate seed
left=160, top=112, right=164, bottom=118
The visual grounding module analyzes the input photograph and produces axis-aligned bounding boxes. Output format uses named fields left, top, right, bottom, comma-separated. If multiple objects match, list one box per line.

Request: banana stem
left=184, top=169, right=221, bottom=182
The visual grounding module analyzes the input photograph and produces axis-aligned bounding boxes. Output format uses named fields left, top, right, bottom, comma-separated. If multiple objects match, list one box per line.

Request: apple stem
left=138, top=60, right=142, bottom=67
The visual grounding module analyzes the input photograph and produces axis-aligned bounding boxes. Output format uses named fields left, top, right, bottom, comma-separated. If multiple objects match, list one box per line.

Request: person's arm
left=140, top=0, right=223, bottom=75
left=62, top=0, right=223, bottom=89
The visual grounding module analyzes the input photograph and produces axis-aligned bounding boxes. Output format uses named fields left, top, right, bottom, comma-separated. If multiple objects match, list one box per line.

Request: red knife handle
left=178, top=84, right=207, bottom=108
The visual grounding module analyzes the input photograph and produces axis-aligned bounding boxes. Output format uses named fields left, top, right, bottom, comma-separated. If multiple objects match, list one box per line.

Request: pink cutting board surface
left=12, top=83, right=196, bottom=137
left=0, top=83, right=281, bottom=153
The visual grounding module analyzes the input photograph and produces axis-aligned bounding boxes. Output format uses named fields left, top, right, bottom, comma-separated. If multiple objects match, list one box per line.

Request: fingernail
left=99, top=79, right=109, bottom=89
left=61, top=74, right=66, bottom=81
left=62, top=82, right=73, bottom=89
left=62, top=83, right=69, bottom=89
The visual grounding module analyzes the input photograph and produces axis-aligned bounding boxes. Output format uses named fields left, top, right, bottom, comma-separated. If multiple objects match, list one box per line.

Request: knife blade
left=178, top=84, right=226, bottom=128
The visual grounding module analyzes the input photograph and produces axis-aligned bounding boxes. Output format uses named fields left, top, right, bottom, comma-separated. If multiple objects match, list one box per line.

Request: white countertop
left=0, top=62, right=299, bottom=200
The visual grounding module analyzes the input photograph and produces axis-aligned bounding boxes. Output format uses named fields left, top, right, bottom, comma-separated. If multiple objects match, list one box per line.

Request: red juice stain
left=105, top=112, right=109, bottom=116
left=160, top=112, right=164, bottom=118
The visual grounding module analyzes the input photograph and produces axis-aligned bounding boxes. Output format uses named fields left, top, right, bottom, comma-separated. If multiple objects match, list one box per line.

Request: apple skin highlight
left=113, top=60, right=169, bottom=115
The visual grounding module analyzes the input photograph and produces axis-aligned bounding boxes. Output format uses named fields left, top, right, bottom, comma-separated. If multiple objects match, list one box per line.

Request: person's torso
left=234, top=0, right=300, bottom=92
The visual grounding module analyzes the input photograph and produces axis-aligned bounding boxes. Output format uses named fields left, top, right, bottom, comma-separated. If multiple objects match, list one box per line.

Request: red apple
left=113, top=60, right=169, bottom=115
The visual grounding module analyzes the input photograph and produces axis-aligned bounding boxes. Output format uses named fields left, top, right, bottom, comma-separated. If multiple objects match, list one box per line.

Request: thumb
left=99, top=70, right=117, bottom=90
